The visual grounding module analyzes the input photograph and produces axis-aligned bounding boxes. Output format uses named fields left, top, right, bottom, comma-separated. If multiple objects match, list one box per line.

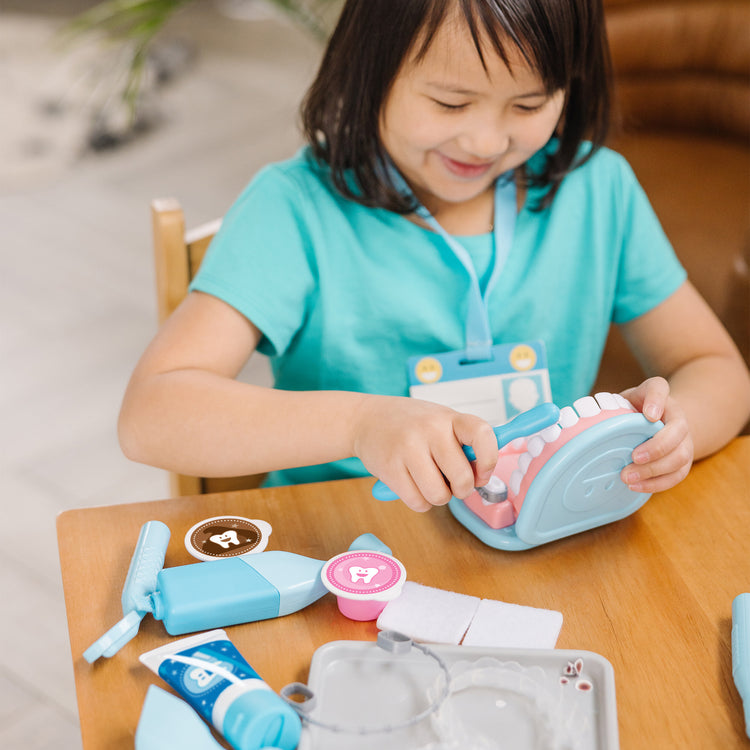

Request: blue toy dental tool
left=84, top=522, right=392, bottom=663
left=136, top=685, right=226, bottom=750
left=83, top=520, right=172, bottom=663
left=372, top=394, right=664, bottom=550
left=732, top=593, right=750, bottom=737
left=371, top=402, right=561, bottom=502
left=140, top=629, right=301, bottom=750
left=452, top=393, right=663, bottom=550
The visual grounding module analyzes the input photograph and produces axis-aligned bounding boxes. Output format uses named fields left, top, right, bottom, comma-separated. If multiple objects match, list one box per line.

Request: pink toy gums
left=465, top=393, right=638, bottom=530
left=371, top=394, right=662, bottom=551
left=451, top=392, right=664, bottom=550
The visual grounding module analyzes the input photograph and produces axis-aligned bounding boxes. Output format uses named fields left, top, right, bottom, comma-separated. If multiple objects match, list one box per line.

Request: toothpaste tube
left=140, top=629, right=300, bottom=750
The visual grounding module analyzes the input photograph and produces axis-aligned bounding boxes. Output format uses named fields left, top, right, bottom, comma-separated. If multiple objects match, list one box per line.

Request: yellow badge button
left=414, top=356, right=443, bottom=384
left=509, top=344, right=537, bottom=372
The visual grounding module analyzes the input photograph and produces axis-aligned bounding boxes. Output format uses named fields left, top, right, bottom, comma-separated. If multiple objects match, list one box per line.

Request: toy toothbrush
left=373, top=394, right=662, bottom=550
left=372, top=402, right=561, bottom=501
left=84, top=523, right=392, bottom=662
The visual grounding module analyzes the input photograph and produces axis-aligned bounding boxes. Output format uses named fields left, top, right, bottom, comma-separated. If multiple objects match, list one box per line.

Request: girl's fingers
left=402, top=423, right=493, bottom=508
left=387, top=468, right=434, bottom=513
left=622, top=428, right=693, bottom=491
left=622, top=376, right=670, bottom=422
left=622, top=459, right=691, bottom=494
left=408, top=458, right=457, bottom=507
left=642, top=377, right=670, bottom=422
left=367, top=408, right=500, bottom=512
left=623, top=443, right=691, bottom=485
left=619, top=382, right=694, bottom=493
left=631, top=414, right=689, bottom=464
left=431, top=445, right=476, bottom=501
left=454, top=417, right=499, bottom=486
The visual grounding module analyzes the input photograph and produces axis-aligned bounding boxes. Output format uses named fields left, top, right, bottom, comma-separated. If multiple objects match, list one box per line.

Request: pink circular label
left=324, top=552, right=403, bottom=596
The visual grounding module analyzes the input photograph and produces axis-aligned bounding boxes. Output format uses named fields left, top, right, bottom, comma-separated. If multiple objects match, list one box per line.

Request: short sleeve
left=189, top=164, right=318, bottom=356
left=611, top=160, right=687, bottom=324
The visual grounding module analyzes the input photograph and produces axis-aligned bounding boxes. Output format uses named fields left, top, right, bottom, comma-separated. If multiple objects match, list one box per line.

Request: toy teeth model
left=373, top=394, right=663, bottom=551
left=452, top=392, right=663, bottom=549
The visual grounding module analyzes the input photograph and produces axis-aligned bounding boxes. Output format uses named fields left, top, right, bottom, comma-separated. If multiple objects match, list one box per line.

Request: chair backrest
left=151, top=198, right=266, bottom=496
left=604, top=0, right=750, bottom=141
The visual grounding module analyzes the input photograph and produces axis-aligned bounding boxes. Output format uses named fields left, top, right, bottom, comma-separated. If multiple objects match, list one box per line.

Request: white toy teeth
left=573, top=395, right=601, bottom=418
left=558, top=406, right=579, bottom=428
left=540, top=423, right=562, bottom=443
left=593, top=391, right=619, bottom=411
left=452, top=392, right=664, bottom=550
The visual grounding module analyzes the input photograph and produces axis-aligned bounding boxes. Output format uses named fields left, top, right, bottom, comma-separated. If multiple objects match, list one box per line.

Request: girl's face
left=379, top=12, right=565, bottom=222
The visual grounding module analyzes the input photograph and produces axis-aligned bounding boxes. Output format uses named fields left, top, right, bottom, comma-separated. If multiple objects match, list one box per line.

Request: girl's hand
left=352, top=395, right=499, bottom=512
left=619, top=377, right=694, bottom=493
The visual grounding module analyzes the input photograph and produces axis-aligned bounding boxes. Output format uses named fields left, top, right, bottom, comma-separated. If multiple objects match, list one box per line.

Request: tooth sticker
left=348, top=566, right=379, bottom=584
left=208, top=530, right=241, bottom=549
left=323, top=551, right=406, bottom=599
left=184, top=516, right=272, bottom=561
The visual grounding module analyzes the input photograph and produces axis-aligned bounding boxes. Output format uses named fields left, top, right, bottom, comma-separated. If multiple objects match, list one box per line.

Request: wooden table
left=58, top=437, right=750, bottom=749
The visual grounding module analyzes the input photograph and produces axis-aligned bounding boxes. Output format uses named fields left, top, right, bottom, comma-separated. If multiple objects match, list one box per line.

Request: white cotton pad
left=376, top=581, right=481, bottom=645
left=461, top=599, right=563, bottom=649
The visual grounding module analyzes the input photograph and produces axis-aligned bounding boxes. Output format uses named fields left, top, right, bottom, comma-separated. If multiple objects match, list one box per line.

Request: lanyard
left=415, top=174, right=517, bottom=362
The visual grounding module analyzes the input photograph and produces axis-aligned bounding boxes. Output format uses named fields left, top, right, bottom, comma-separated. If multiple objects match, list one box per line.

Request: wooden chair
left=151, top=197, right=267, bottom=496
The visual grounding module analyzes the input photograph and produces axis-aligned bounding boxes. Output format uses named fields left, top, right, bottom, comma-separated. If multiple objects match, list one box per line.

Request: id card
left=408, top=341, right=552, bottom=426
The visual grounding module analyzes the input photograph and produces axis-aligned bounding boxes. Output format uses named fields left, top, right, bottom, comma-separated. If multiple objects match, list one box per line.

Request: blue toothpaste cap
left=223, top=689, right=301, bottom=750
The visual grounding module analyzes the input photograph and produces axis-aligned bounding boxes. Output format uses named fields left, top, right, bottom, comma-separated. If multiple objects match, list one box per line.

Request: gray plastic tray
left=297, top=640, right=618, bottom=749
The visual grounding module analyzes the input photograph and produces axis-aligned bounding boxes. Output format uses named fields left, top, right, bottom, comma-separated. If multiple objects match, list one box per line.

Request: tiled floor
left=1, top=4, right=322, bottom=748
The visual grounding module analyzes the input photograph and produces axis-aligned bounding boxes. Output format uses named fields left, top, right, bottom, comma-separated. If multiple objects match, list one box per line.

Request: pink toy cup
left=321, top=551, right=406, bottom=621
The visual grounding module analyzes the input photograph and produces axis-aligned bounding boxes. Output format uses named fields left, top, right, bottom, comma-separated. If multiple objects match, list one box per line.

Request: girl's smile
left=436, top=152, right=495, bottom=180
left=379, top=8, right=564, bottom=234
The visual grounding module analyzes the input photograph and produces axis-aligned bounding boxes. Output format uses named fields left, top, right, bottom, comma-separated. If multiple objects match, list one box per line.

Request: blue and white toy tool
left=732, top=593, right=750, bottom=737
left=136, top=685, right=225, bottom=750
left=85, top=524, right=392, bottom=662
left=371, top=402, right=561, bottom=502
left=84, top=520, right=171, bottom=663
left=449, top=393, right=663, bottom=550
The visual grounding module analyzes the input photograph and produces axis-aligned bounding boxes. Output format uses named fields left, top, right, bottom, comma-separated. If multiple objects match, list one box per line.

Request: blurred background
left=1, top=1, right=747, bottom=748
left=1, top=1, right=331, bottom=747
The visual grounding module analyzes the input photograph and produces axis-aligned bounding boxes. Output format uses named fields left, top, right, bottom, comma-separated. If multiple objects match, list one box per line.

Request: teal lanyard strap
left=415, top=174, right=517, bottom=362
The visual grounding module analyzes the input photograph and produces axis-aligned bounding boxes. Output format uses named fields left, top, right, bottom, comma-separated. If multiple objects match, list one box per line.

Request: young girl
left=119, top=0, right=750, bottom=512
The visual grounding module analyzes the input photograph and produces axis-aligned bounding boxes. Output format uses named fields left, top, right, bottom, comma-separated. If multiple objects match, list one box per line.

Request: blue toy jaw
left=451, top=410, right=663, bottom=550
left=371, top=392, right=663, bottom=551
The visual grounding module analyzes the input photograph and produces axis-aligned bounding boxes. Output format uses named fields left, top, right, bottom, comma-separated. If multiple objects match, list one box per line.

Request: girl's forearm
left=118, top=368, right=373, bottom=477
left=669, top=352, right=750, bottom=460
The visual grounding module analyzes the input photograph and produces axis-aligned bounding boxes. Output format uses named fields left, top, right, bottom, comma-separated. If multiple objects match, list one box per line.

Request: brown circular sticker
left=184, top=516, right=272, bottom=561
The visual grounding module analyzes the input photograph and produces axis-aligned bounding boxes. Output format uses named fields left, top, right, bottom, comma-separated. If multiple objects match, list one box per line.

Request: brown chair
left=151, top=197, right=267, bottom=496
left=594, top=0, right=750, bottom=426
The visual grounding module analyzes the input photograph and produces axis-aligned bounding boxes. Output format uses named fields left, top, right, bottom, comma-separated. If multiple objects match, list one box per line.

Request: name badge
left=408, top=341, right=552, bottom=426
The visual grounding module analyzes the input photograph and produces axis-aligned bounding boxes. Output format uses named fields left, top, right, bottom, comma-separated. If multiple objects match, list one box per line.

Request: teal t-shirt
left=190, top=144, right=686, bottom=486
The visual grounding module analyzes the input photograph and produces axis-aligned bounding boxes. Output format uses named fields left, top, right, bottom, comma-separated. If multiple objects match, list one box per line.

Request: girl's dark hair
left=301, top=0, right=612, bottom=212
